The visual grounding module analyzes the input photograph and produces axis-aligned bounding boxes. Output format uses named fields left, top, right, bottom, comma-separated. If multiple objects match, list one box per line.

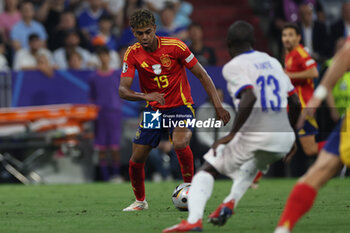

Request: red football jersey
left=121, top=36, right=198, bottom=109
left=285, top=44, right=317, bottom=106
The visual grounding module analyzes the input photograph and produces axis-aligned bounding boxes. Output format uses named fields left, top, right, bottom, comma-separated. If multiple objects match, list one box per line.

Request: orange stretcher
left=0, top=104, right=99, bottom=184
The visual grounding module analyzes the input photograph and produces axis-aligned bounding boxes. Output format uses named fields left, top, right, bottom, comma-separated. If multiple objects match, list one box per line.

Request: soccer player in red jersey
left=274, top=36, right=350, bottom=233
left=282, top=23, right=325, bottom=156
left=119, top=9, right=231, bottom=211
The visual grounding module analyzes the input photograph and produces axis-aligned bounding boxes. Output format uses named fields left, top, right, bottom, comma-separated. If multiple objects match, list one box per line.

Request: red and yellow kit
left=284, top=44, right=317, bottom=107
left=285, top=44, right=318, bottom=136
left=121, top=36, right=198, bottom=109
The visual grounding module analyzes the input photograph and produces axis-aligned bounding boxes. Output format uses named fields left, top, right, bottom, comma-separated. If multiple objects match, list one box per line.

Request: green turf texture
left=0, top=178, right=349, bottom=233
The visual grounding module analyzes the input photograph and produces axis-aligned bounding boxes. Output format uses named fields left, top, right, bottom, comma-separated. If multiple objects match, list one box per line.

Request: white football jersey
left=222, top=50, right=295, bottom=153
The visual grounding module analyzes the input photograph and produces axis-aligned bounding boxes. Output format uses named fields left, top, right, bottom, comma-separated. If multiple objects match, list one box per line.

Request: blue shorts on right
left=323, top=109, right=350, bottom=166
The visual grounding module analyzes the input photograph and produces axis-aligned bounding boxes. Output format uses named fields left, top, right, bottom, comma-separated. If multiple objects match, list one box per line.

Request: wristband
left=313, top=85, right=328, bottom=100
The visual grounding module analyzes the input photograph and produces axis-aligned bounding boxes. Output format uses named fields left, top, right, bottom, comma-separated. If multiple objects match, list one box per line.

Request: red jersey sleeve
left=174, top=40, right=198, bottom=69
left=296, top=47, right=317, bottom=70
left=120, top=46, right=136, bottom=78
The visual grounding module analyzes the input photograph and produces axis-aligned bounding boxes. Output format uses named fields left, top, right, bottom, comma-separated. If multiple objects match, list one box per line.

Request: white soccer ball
left=172, top=183, right=191, bottom=211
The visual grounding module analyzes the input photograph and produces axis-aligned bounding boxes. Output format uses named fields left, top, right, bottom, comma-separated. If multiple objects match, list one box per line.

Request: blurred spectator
left=48, top=11, right=89, bottom=51
left=118, top=26, right=137, bottom=48
left=297, top=3, right=329, bottom=62
left=0, top=36, right=9, bottom=71
left=36, top=0, right=65, bottom=38
left=67, top=50, right=83, bottom=70
left=90, top=43, right=121, bottom=70
left=145, top=0, right=192, bottom=27
left=145, top=140, right=181, bottom=181
left=92, top=15, right=119, bottom=50
left=89, top=46, right=123, bottom=182
left=330, top=1, right=350, bottom=55
left=77, top=0, right=110, bottom=38
left=10, top=1, right=47, bottom=51
left=188, top=22, right=216, bottom=66
left=13, top=33, right=55, bottom=76
left=323, top=38, right=350, bottom=121
left=269, top=0, right=324, bottom=59
left=102, top=0, right=125, bottom=36
left=123, top=0, right=144, bottom=28
left=156, top=2, right=188, bottom=41
left=0, top=0, right=21, bottom=43
left=53, top=30, right=92, bottom=69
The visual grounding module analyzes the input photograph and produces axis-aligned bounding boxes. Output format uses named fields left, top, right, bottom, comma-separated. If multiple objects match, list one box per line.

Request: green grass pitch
left=0, top=178, right=349, bottom=233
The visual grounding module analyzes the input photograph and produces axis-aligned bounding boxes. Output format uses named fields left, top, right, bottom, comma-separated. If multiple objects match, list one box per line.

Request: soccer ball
left=172, top=183, right=191, bottom=211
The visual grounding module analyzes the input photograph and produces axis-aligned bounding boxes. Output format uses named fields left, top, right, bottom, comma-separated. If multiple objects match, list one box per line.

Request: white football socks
left=187, top=171, right=214, bottom=224
left=223, top=159, right=258, bottom=207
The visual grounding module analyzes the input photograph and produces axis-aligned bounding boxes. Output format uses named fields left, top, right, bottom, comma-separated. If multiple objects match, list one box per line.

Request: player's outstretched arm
left=189, top=63, right=231, bottom=125
left=119, top=76, right=165, bottom=105
left=285, top=66, right=318, bottom=79
left=212, top=88, right=256, bottom=150
left=297, top=41, right=350, bottom=128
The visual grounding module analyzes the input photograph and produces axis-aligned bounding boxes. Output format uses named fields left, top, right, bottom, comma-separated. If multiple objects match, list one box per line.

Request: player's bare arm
left=212, top=88, right=256, bottom=150
left=119, top=76, right=165, bottom=105
left=285, top=66, right=318, bottom=79
left=297, top=41, right=350, bottom=129
left=189, top=63, right=231, bottom=125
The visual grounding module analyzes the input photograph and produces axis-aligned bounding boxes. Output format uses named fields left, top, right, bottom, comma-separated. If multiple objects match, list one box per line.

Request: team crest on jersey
left=160, top=54, right=171, bottom=68
left=152, top=64, right=162, bottom=75
left=122, top=62, right=128, bottom=73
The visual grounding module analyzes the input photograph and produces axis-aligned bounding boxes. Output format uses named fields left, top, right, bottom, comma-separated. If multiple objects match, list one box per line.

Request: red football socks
left=277, top=183, right=317, bottom=230
left=175, top=146, right=194, bottom=183
left=253, top=171, right=263, bottom=183
left=129, top=160, right=145, bottom=201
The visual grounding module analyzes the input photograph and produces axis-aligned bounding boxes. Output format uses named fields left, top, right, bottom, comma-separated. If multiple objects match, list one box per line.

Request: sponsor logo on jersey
left=152, top=64, right=162, bottom=75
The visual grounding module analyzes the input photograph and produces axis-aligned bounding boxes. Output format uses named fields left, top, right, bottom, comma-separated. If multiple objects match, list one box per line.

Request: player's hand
left=145, top=92, right=165, bottom=105
left=296, top=96, right=322, bottom=129
left=283, top=142, right=297, bottom=163
left=216, top=108, right=231, bottom=125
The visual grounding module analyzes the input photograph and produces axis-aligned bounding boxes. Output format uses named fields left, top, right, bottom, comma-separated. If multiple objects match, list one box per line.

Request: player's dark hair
left=66, top=50, right=82, bottom=61
left=227, top=20, right=255, bottom=50
left=188, top=22, right=202, bottom=30
left=129, top=9, right=155, bottom=29
left=28, top=33, right=39, bottom=42
left=20, top=0, right=32, bottom=8
left=282, top=23, right=301, bottom=35
left=99, top=14, right=113, bottom=23
left=95, top=45, right=110, bottom=55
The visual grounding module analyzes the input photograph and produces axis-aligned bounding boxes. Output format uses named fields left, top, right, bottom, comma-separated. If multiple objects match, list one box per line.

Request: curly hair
left=129, top=9, right=155, bottom=29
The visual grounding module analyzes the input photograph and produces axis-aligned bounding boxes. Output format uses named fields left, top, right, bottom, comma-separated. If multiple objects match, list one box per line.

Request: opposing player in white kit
left=163, top=21, right=302, bottom=232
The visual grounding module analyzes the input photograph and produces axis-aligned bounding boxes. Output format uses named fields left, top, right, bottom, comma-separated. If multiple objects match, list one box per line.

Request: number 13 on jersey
left=256, top=75, right=281, bottom=112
